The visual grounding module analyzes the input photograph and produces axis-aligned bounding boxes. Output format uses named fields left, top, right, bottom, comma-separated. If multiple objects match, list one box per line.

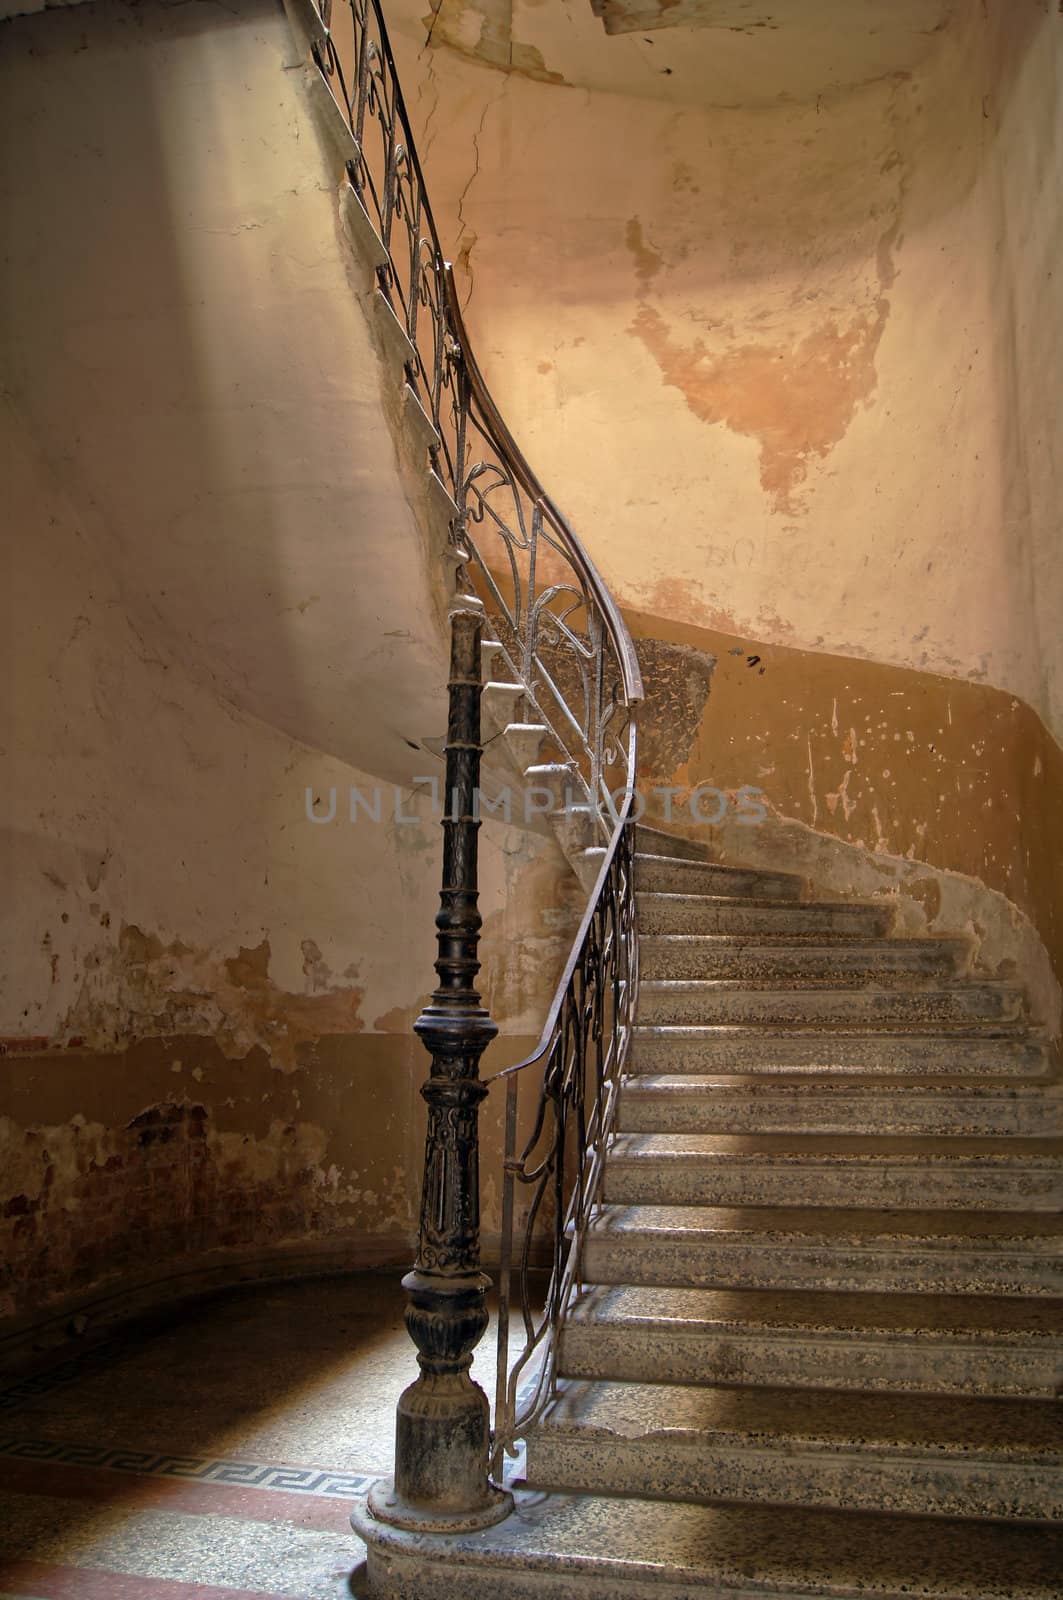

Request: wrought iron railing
left=486, top=759, right=639, bottom=1468
left=288, top=0, right=641, bottom=827
left=283, top=0, right=643, bottom=1506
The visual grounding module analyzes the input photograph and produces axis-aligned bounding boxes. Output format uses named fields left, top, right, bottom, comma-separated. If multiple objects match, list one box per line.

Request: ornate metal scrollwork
left=298, top=0, right=643, bottom=1512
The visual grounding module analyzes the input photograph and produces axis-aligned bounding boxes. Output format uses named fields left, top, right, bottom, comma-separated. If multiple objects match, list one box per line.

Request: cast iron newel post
left=368, top=602, right=513, bottom=1533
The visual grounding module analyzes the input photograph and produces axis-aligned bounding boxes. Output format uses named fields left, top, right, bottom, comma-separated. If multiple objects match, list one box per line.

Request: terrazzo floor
left=0, top=1273, right=511, bottom=1599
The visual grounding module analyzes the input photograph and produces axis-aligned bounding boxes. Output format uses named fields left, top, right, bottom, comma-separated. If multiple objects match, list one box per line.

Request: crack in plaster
left=454, top=76, right=507, bottom=308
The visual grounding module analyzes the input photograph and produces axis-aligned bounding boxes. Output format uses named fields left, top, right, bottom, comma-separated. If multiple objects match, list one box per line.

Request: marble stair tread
left=526, top=1383, right=1063, bottom=1519
left=632, top=1022, right=1038, bottom=1039
left=635, top=826, right=717, bottom=860
left=354, top=1490, right=1063, bottom=1600
left=628, top=1028, right=1048, bottom=1076
left=584, top=1202, right=1063, bottom=1245
left=603, top=1134, right=1063, bottom=1208
left=580, top=1204, right=1063, bottom=1294
left=617, top=1075, right=1063, bottom=1134
left=634, top=855, right=806, bottom=899
left=639, top=935, right=967, bottom=979
left=607, top=1131, right=1063, bottom=1160
left=534, top=1378, right=1063, bottom=1458
left=636, top=891, right=895, bottom=931
left=637, top=980, right=1025, bottom=1025
left=564, top=1283, right=1063, bottom=1341
left=622, top=1073, right=1062, bottom=1095
left=559, top=1282, right=1063, bottom=1395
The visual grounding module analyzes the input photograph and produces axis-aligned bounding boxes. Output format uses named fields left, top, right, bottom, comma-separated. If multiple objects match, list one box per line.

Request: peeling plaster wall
left=0, top=0, right=578, bottom=1327
left=626, top=604, right=1063, bottom=1032
left=390, top=0, right=1062, bottom=743
left=1, top=397, right=575, bottom=1323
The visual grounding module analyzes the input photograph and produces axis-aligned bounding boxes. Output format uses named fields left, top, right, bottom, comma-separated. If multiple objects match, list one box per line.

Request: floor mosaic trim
left=0, top=1438, right=374, bottom=1499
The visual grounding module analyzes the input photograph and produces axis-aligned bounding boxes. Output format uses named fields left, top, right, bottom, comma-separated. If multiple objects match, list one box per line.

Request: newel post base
left=367, top=604, right=513, bottom=1535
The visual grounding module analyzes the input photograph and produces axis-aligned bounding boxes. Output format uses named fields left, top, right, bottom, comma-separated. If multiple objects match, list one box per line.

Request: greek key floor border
left=0, top=1437, right=376, bottom=1499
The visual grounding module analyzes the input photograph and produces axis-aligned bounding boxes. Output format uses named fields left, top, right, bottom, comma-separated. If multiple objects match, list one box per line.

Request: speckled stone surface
left=526, top=1378, right=1063, bottom=1520
left=352, top=1487, right=1063, bottom=1599
left=635, top=854, right=806, bottom=899
left=639, top=935, right=967, bottom=983
left=581, top=1203, right=1063, bottom=1294
left=0, top=1489, right=358, bottom=1597
left=629, top=1027, right=1050, bottom=1076
left=560, top=1284, right=1063, bottom=1396
left=638, top=980, right=1026, bottom=1026
left=0, top=1272, right=512, bottom=1597
left=636, top=894, right=897, bottom=938
left=602, top=1132, right=1063, bottom=1210
left=618, top=1075, right=1063, bottom=1136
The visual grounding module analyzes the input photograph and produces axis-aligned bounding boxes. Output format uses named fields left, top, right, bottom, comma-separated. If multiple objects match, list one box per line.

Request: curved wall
left=391, top=0, right=1062, bottom=741
left=0, top=0, right=576, bottom=1337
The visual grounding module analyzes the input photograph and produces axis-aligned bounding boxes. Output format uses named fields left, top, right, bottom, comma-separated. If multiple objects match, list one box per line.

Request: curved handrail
left=285, top=0, right=643, bottom=1475
left=441, top=276, right=643, bottom=708
left=485, top=729, right=639, bottom=1465
left=482, top=720, right=638, bottom=1092
left=287, top=0, right=641, bottom=830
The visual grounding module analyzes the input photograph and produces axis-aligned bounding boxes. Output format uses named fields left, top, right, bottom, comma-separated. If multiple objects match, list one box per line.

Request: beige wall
left=0, top=393, right=574, bottom=1321
left=1, top=0, right=1059, bottom=1328
left=391, top=0, right=1063, bottom=742
left=0, top=0, right=576, bottom=1327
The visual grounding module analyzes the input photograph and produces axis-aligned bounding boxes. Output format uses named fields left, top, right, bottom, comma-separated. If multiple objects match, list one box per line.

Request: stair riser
left=639, top=946, right=963, bottom=983
left=602, top=1162, right=1063, bottom=1211
left=581, top=1239, right=1063, bottom=1298
left=558, top=1325, right=1063, bottom=1400
left=636, top=862, right=804, bottom=899
left=356, top=1550, right=815, bottom=1600
left=629, top=1035, right=1047, bottom=1077
left=617, top=1096, right=1063, bottom=1138
left=637, top=900, right=895, bottom=938
left=636, top=829, right=715, bottom=863
left=637, top=989, right=1023, bottom=1026
left=524, top=1437, right=1062, bottom=1524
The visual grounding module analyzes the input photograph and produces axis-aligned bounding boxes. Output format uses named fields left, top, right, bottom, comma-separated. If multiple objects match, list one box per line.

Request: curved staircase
left=360, top=826, right=1062, bottom=1598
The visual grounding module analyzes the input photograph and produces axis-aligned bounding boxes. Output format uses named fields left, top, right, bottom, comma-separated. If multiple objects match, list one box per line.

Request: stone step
left=629, top=1026, right=1049, bottom=1077
left=635, top=825, right=714, bottom=862
left=580, top=1205, right=1063, bottom=1296
left=637, top=981, right=1025, bottom=1027
left=637, top=892, right=895, bottom=938
left=617, top=1075, right=1063, bottom=1136
left=639, top=935, right=966, bottom=983
left=603, top=1133, right=1063, bottom=1210
left=526, top=1380, right=1063, bottom=1522
left=354, top=1491, right=1063, bottom=1600
left=635, top=854, right=805, bottom=900
left=559, top=1284, right=1063, bottom=1398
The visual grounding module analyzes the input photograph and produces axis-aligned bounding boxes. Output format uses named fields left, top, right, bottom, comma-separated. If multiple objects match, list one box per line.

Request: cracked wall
left=384, top=0, right=1062, bottom=1006
left=626, top=603, right=1063, bottom=1030
left=0, top=0, right=578, bottom=1330
left=389, top=0, right=1062, bottom=750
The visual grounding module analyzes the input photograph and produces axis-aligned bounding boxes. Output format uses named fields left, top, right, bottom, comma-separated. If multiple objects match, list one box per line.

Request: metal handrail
left=285, top=0, right=642, bottom=1478
left=485, top=722, right=638, bottom=1467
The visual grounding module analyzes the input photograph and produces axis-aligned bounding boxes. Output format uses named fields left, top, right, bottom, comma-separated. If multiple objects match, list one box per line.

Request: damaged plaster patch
left=422, top=0, right=564, bottom=84
left=60, top=928, right=364, bottom=1070
left=634, top=636, right=716, bottom=779
left=629, top=300, right=889, bottom=513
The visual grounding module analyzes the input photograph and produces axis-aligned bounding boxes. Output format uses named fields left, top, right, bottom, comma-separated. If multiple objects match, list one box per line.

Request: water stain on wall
left=629, top=299, right=889, bottom=512
left=60, top=927, right=365, bottom=1071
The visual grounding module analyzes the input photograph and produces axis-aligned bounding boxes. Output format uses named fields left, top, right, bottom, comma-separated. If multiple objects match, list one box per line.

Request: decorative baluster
left=367, top=603, right=513, bottom=1533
